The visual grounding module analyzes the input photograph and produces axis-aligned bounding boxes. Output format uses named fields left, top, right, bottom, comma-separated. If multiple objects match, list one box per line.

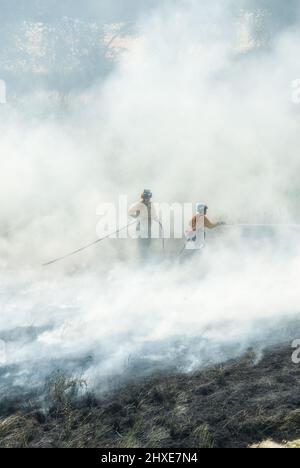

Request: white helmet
left=196, top=203, right=208, bottom=214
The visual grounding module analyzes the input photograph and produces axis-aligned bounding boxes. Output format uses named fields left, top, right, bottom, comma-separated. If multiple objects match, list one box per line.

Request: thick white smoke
left=0, top=0, right=300, bottom=395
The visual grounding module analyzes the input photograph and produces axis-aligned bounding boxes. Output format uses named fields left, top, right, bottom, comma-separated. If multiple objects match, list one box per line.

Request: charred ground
left=0, top=344, right=300, bottom=448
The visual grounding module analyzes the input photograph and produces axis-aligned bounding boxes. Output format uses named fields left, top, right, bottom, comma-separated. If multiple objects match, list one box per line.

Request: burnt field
left=0, top=344, right=300, bottom=448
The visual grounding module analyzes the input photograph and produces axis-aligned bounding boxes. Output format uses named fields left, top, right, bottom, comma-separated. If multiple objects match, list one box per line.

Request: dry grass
left=0, top=414, right=37, bottom=448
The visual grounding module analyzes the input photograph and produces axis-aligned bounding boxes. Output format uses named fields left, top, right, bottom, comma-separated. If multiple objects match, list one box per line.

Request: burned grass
left=0, top=345, right=299, bottom=448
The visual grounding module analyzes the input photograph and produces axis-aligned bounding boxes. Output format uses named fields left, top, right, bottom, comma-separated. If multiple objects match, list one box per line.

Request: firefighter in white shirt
left=129, top=190, right=161, bottom=259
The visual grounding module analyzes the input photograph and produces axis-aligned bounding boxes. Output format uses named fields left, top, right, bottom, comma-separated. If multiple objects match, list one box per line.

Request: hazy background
left=0, top=0, right=300, bottom=397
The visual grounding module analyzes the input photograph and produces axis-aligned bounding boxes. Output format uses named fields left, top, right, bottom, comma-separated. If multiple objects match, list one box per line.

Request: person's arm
left=205, top=216, right=220, bottom=229
left=128, top=202, right=141, bottom=219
